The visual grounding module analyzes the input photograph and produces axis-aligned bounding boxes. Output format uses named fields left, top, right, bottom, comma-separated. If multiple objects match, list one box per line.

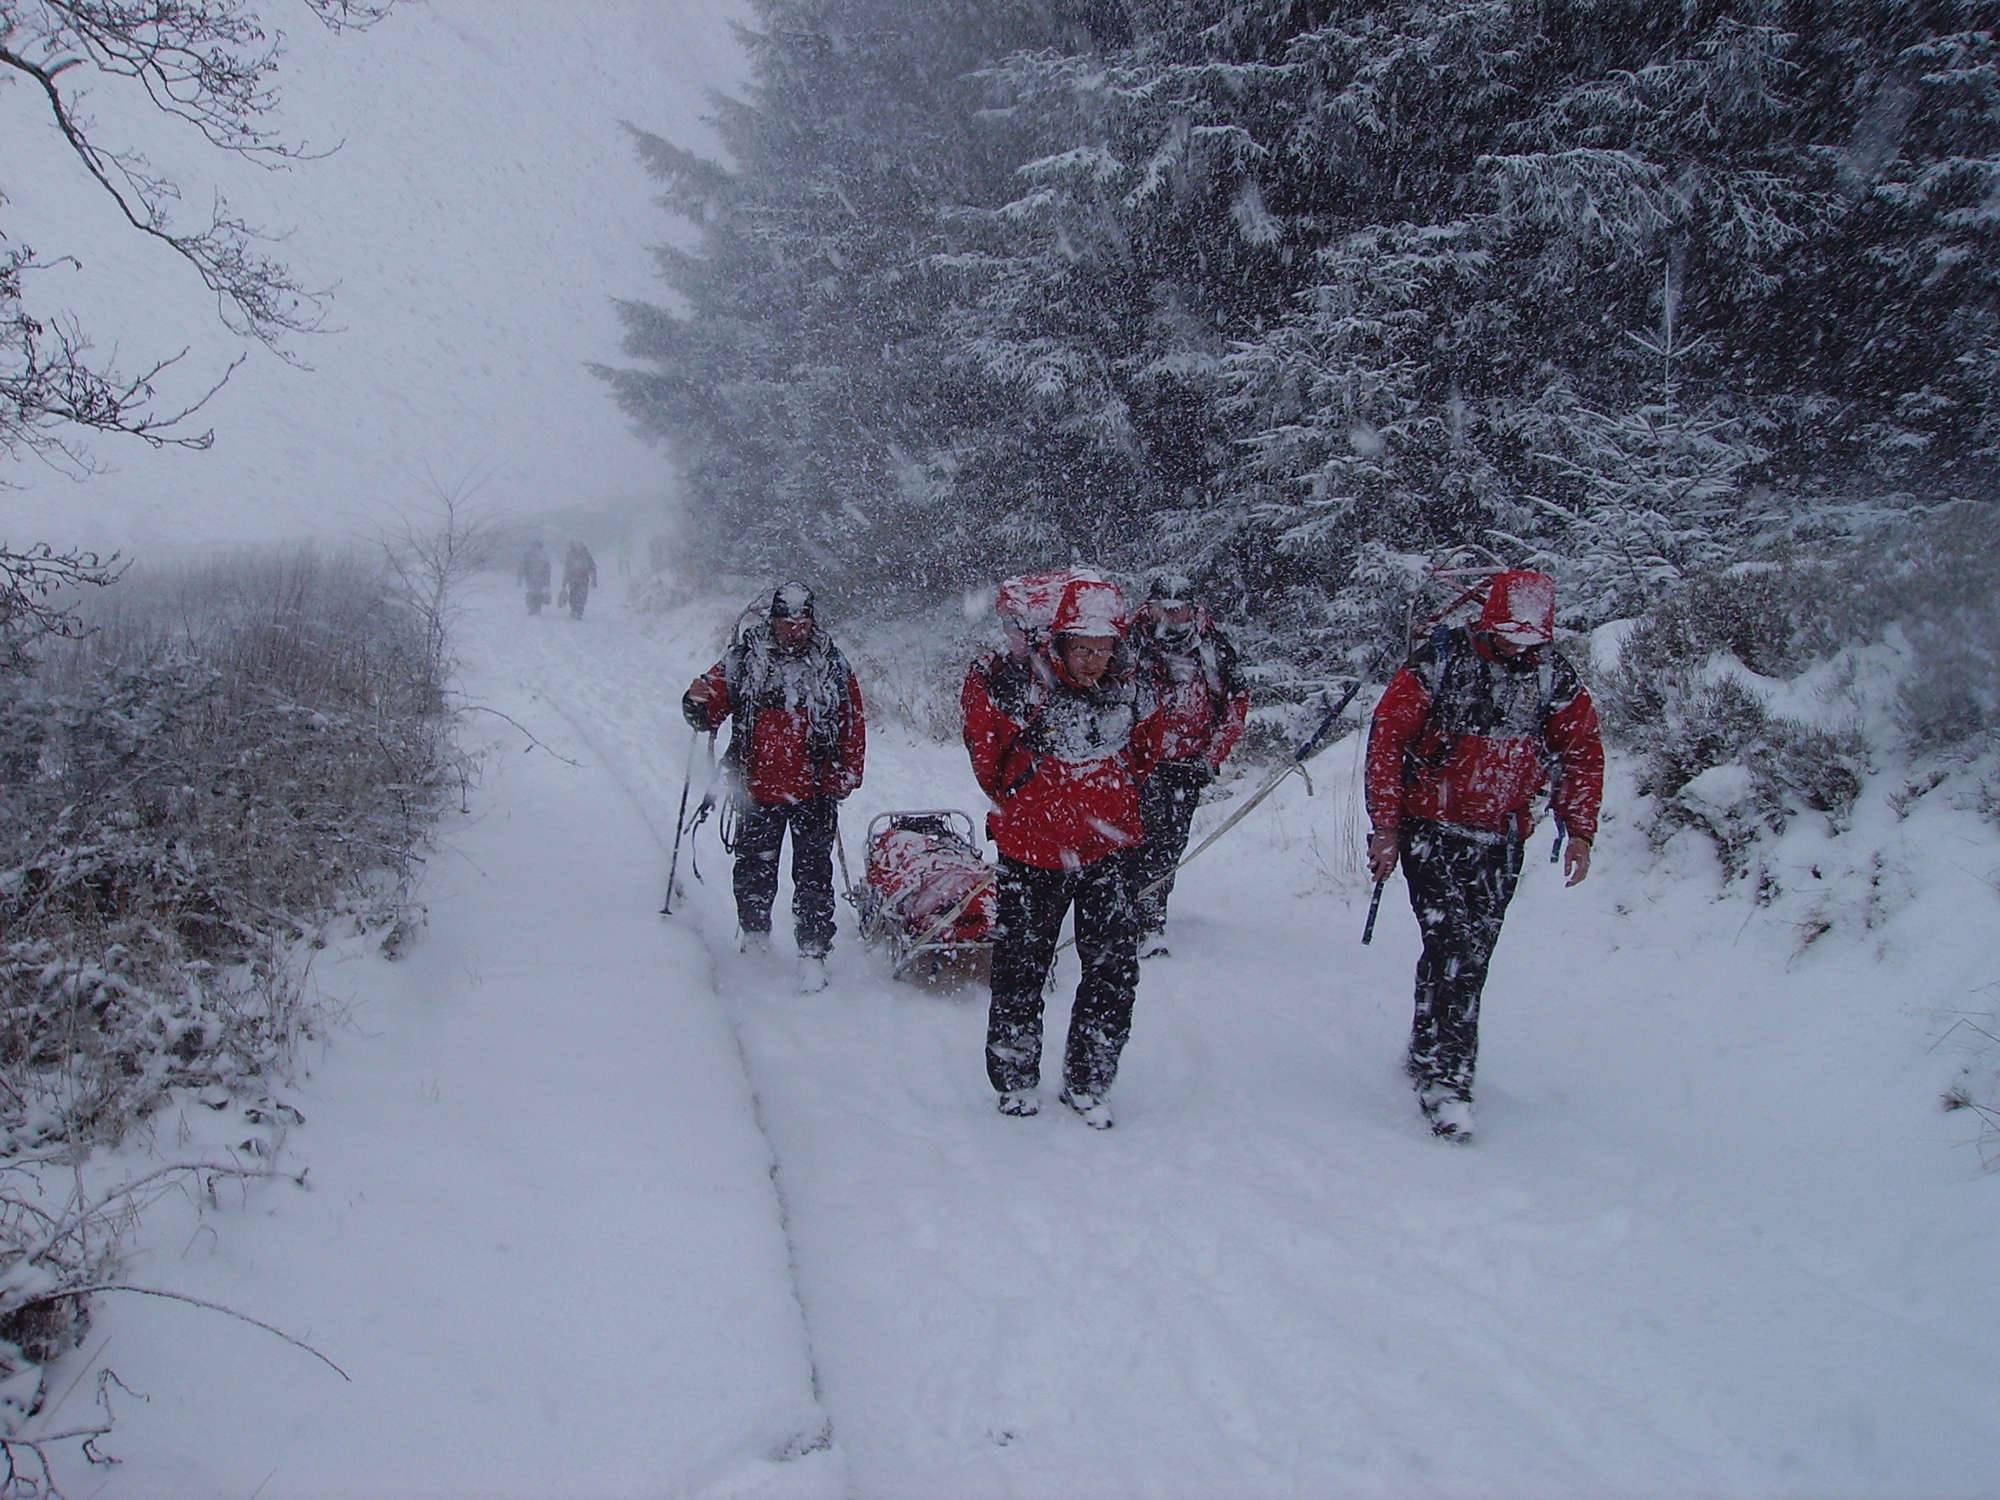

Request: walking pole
left=1360, top=878, right=1387, bottom=944
left=833, top=808, right=858, bottom=905
left=661, top=728, right=701, bottom=915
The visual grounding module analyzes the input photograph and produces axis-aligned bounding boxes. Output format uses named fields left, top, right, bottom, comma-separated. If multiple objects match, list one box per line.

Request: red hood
left=1476, top=570, right=1556, bottom=645
left=1050, top=577, right=1129, bottom=639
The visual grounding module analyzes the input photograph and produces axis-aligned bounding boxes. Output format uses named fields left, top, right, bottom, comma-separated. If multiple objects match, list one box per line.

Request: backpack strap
left=990, top=654, right=1051, bottom=798
left=1401, top=626, right=1458, bottom=784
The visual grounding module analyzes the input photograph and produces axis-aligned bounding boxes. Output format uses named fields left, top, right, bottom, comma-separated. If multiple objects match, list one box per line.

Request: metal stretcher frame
left=851, top=808, right=995, bottom=986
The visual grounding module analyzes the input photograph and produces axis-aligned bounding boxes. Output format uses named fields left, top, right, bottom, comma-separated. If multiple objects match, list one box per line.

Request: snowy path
left=68, top=582, right=2000, bottom=1498
left=68, top=581, right=838, bottom=1499
left=517, top=591, right=2000, bottom=1500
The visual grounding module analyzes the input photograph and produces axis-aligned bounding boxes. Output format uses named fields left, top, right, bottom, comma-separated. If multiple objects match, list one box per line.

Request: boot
left=1059, top=1088, right=1114, bottom=1130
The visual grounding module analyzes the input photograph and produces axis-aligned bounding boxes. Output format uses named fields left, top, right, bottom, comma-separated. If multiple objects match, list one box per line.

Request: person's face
left=774, top=616, right=813, bottom=650
left=1060, top=633, right=1117, bottom=687
left=1485, top=632, right=1536, bottom=660
left=1155, top=603, right=1195, bottom=630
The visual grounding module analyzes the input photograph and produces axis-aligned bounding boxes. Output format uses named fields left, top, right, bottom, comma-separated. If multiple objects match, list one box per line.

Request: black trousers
left=733, top=795, right=838, bottom=954
left=1400, top=818, right=1523, bottom=1099
left=987, top=854, right=1139, bottom=1098
left=1124, top=759, right=1209, bottom=935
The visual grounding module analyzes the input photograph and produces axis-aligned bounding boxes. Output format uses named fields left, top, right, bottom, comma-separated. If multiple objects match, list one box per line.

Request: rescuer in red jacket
left=1365, top=570, right=1603, bottom=1143
left=1124, top=571, right=1251, bottom=955
left=962, top=575, right=1163, bottom=1128
left=684, top=583, right=865, bottom=988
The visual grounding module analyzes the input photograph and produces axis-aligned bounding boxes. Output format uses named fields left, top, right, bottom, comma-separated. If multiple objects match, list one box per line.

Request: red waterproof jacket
left=685, top=625, right=865, bottom=806
left=1367, top=627, right=1603, bottom=841
left=1136, top=612, right=1250, bottom=773
left=962, top=643, right=1164, bottom=872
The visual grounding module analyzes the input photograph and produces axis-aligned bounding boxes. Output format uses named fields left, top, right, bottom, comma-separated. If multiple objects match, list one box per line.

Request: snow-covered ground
left=50, top=578, right=2000, bottom=1498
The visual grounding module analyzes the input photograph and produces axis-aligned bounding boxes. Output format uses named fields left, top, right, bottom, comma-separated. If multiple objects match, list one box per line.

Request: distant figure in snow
left=558, top=542, right=598, bottom=620
left=1123, top=571, right=1251, bottom=957
left=962, top=573, right=1164, bottom=1129
left=518, top=540, right=551, bottom=615
left=1365, top=570, right=1604, bottom=1144
left=683, top=583, right=866, bottom=991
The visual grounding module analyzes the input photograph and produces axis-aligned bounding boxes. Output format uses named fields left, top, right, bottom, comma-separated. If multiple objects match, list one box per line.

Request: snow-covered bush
left=1940, top=980, right=2000, bottom=1173
left=844, top=603, right=993, bottom=745
left=1884, top=511, right=2000, bottom=757
left=0, top=547, right=448, bottom=1417
left=1602, top=504, right=1999, bottom=875
left=0, top=549, right=444, bottom=1148
left=1611, top=671, right=1867, bottom=881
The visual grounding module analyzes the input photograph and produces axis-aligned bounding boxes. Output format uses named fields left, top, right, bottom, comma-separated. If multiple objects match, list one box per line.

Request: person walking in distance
left=559, top=542, right=598, bottom=620
left=518, top=540, right=551, bottom=615
left=1365, top=570, right=1603, bottom=1144
left=1125, top=572, right=1251, bottom=957
left=684, top=583, right=865, bottom=991
left=963, top=575, right=1163, bottom=1128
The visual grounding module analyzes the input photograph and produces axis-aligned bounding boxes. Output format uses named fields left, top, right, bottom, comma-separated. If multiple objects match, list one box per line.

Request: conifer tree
left=608, top=0, right=1999, bottom=668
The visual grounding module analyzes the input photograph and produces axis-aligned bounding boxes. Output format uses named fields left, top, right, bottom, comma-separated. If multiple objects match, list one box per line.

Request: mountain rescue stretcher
left=851, top=810, right=997, bottom=986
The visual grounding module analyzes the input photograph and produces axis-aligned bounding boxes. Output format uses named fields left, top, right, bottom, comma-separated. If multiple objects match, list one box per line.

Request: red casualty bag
left=864, top=812, right=996, bottom=945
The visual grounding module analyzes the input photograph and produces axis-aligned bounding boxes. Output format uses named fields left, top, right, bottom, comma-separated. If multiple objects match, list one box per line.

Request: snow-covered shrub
left=1612, top=671, right=1867, bottom=881
left=1940, top=988, right=2000, bottom=1173
left=1882, top=510, right=2000, bottom=756
left=1607, top=560, right=1854, bottom=683
left=1602, top=504, right=1999, bottom=874
left=0, top=549, right=445, bottom=1148
left=0, top=547, right=449, bottom=1404
left=845, top=601, right=994, bottom=745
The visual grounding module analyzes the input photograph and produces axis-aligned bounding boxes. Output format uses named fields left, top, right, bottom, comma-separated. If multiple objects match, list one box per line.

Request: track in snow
left=508, top=581, right=2000, bottom=1500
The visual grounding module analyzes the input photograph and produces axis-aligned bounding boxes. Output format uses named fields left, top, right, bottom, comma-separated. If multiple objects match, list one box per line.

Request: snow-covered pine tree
left=933, top=25, right=1306, bottom=583
left=1503, top=266, right=1772, bottom=622
left=596, top=0, right=1109, bottom=602
left=1203, top=0, right=1998, bottom=667
left=607, top=0, right=1997, bottom=668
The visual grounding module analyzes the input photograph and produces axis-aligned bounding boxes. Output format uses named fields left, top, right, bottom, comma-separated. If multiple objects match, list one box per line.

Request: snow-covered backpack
left=1402, top=624, right=1565, bottom=780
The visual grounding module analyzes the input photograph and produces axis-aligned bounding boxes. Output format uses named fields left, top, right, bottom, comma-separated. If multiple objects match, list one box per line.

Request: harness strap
left=1404, top=628, right=1563, bottom=783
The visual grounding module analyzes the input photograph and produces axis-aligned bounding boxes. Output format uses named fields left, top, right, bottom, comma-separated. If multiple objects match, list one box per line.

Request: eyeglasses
left=1064, top=643, right=1116, bottom=660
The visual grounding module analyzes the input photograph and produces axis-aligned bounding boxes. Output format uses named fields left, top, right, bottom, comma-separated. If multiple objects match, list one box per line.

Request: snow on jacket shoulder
left=1366, top=627, right=1602, bottom=841
left=962, top=646, right=1162, bottom=872
left=684, top=626, right=865, bottom=805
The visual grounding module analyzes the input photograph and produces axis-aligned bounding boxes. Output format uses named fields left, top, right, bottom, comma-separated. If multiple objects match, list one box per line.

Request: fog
left=1, top=0, right=746, bottom=555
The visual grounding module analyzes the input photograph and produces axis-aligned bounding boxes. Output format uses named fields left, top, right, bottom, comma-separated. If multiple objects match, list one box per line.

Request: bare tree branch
left=0, top=0, right=402, bottom=462
left=24, top=1284, right=350, bottom=1380
left=0, top=36, right=325, bottom=347
left=2, top=240, right=241, bottom=466
left=0, top=541, right=124, bottom=664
